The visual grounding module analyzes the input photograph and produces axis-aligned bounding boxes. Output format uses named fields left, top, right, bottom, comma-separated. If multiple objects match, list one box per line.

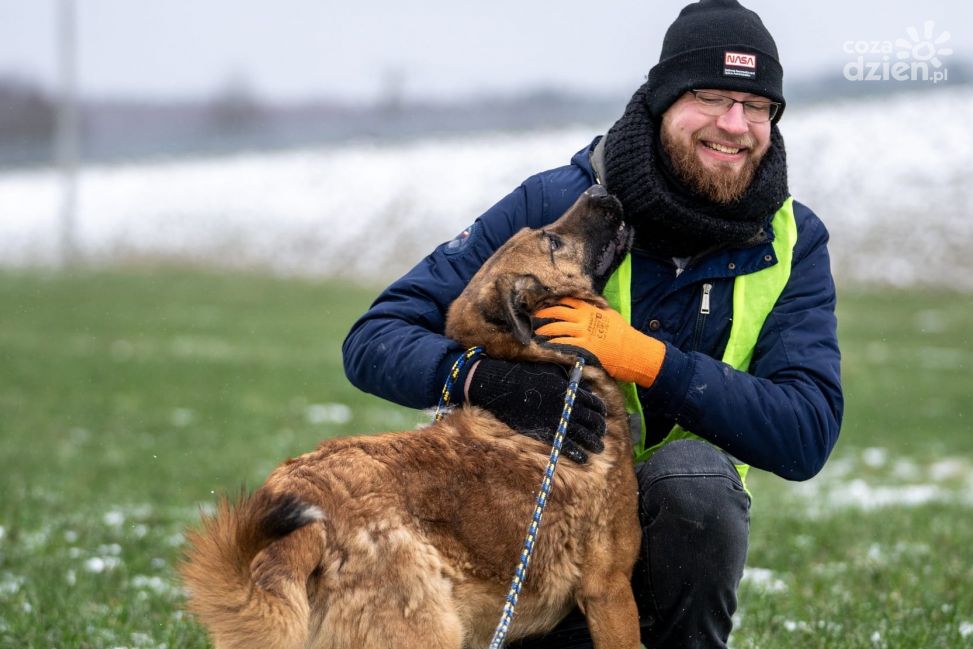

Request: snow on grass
left=928, top=458, right=968, bottom=482
left=782, top=450, right=972, bottom=514
left=305, top=402, right=353, bottom=425
left=864, top=541, right=932, bottom=566
left=170, top=408, right=194, bottom=427
left=2, top=87, right=972, bottom=288
left=0, top=572, right=25, bottom=597
left=97, top=543, right=123, bottom=556
left=103, top=510, right=126, bottom=527
left=741, top=567, right=788, bottom=593
left=960, top=621, right=973, bottom=638
left=131, top=574, right=182, bottom=599
left=783, top=619, right=806, bottom=632
left=84, top=556, right=122, bottom=573
left=796, top=477, right=952, bottom=514
left=862, top=447, right=888, bottom=468
left=780, top=619, right=844, bottom=635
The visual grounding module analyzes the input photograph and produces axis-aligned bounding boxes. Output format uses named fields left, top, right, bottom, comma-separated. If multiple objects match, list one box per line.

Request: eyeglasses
left=688, top=90, right=781, bottom=124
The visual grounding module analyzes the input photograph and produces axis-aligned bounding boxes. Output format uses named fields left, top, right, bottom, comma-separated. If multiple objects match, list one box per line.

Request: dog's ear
left=496, top=274, right=548, bottom=345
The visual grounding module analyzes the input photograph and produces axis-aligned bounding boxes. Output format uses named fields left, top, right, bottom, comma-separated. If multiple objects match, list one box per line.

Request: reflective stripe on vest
left=603, top=197, right=798, bottom=486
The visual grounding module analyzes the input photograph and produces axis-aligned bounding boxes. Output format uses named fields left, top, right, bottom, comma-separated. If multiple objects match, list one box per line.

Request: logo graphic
left=843, top=20, right=953, bottom=83
left=724, top=52, right=756, bottom=68
left=724, top=51, right=757, bottom=79
left=445, top=222, right=478, bottom=254
left=896, top=21, right=953, bottom=68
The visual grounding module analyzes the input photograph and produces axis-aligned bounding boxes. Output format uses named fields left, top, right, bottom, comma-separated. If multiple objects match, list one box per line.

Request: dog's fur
left=180, top=188, right=641, bottom=649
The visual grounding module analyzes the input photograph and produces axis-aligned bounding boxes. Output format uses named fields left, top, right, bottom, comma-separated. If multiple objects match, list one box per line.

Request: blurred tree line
left=2, top=62, right=969, bottom=170
left=0, top=71, right=618, bottom=169
left=0, top=76, right=57, bottom=146
left=0, top=73, right=272, bottom=168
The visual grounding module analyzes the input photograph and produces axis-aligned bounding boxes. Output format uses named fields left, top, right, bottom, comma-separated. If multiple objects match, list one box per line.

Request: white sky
left=0, top=0, right=969, bottom=103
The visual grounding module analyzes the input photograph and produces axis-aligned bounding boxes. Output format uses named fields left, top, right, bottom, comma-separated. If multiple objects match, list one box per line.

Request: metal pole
left=56, top=0, right=79, bottom=267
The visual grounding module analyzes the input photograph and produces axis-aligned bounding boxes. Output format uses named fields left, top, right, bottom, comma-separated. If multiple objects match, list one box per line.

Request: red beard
left=660, top=126, right=765, bottom=204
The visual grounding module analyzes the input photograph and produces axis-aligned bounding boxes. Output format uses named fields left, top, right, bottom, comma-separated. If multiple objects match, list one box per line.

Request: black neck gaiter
left=603, top=81, right=790, bottom=258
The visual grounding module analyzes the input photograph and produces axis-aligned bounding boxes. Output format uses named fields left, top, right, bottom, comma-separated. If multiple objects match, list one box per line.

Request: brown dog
left=181, top=186, right=641, bottom=649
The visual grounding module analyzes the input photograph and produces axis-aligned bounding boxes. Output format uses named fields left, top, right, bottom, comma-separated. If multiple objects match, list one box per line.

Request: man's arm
left=342, top=184, right=533, bottom=409
left=644, top=204, right=843, bottom=480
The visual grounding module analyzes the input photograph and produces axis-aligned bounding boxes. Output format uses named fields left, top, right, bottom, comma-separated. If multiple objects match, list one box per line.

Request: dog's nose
left=586, top=184, right=608, bottom=198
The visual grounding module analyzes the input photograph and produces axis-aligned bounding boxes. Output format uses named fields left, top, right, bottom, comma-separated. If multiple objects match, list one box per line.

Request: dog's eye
left=547, top=233, right=563, bottom=252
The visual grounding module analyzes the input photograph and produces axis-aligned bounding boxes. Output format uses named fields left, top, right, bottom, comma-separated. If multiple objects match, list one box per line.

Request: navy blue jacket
left=343, top=139, right=843, bottom=481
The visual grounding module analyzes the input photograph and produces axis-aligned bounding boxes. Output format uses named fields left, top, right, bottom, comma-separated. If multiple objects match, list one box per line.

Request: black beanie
left=647, top=0, right=785, bottom=122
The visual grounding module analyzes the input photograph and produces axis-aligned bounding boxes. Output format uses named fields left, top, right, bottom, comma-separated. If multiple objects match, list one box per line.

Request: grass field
left=1, top=268, right=971, bottom=648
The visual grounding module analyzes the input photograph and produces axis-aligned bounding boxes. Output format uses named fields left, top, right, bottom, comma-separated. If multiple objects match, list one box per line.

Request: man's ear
left=496, top=274, right=547, bottom=345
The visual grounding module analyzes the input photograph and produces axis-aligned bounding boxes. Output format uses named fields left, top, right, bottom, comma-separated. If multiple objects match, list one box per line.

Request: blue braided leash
left=434, top=348, right=586, bottom=648
left=434, top=346, right=484, bottom=421
left=488, top=355, right=586, bottom=649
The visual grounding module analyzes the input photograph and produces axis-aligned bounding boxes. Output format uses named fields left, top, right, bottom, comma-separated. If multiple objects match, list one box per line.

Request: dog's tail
left=180, top=489, right=325, bottom=649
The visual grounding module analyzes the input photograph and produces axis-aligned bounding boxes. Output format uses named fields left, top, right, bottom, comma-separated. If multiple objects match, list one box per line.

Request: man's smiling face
left=660, top=89, right=773, bottom=204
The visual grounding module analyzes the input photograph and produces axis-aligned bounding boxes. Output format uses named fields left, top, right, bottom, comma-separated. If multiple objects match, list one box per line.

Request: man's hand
left=464, top=358, right=606, bottom=463
left=533, top=297, right=666, bottom=388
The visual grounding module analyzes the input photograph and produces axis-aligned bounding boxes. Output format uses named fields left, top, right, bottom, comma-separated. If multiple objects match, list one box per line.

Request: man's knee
left=633, top=441, right=750, bottom=645
left=637, top=439, right=750, bottom=535
left=638, top=441, right=749, bottom=575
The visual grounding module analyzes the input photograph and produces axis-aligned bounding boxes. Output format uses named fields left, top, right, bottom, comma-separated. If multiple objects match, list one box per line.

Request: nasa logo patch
left=445, top=222, right=479, bottom=254
left=723, top=51, right=757, bottom=80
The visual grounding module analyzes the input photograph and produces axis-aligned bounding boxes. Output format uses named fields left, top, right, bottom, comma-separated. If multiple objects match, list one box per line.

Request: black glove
left=465, top=358, right=607, bottom=463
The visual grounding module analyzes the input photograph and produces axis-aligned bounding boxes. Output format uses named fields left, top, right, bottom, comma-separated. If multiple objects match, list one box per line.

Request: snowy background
left=2, top=86, right=972, bottom=289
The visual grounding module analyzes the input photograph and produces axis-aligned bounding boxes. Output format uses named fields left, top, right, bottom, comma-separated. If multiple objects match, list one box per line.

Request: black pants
left=507, top=440, right=751, bottom=649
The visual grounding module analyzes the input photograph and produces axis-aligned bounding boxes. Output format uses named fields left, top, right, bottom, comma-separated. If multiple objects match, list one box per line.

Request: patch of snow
left=783, top=619, right=810, bottom=632
left=918, top=346, right=969, bottom=371
left=0, top=573, right=24, bottom=597
left=131, top=575, right=181, bottom=599
left=929, top=458, right=969, bottom=482
left=21, top=528, right=51, bottom=551
left=741, top=567, right=788, bottom=593
left=914, top=309, right=947, bottom=334
left=862, top=447, right=888, bottom=468
left=170, top=408, right=194, bottom=427
left=305, top=403, right=352, bottom=425
left=84, top=556, right=122, bottom=573
left=97, top=543, right=123, bottom=556
left=103, top=510, right=126, bottom=527
left=891, top=458, right=922, bottom=481
left=828, top=479, right=949, bottom=510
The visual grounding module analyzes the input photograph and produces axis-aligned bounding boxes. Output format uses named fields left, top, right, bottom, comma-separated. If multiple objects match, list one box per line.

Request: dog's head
left=446, top=185, right=633, bottom=360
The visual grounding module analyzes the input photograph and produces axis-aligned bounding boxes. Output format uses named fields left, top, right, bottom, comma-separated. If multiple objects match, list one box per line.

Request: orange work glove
left=533, top=297, right=666, bottom=388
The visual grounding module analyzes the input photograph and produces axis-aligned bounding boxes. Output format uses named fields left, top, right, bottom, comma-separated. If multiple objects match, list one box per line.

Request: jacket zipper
left=691, top=283, right=712, bottom=351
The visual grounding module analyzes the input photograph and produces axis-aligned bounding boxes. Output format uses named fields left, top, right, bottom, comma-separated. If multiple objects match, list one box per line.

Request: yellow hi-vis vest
left=602, top=197, right=798, bottom=485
